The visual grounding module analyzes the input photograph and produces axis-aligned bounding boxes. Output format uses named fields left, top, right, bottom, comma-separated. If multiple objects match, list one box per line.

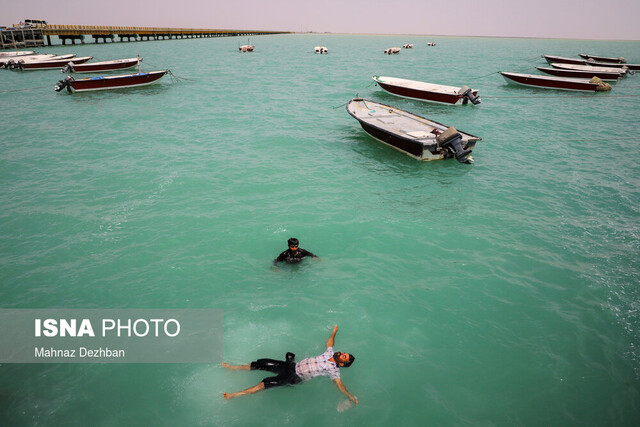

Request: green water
left=1, top=34, right=639, bottom=425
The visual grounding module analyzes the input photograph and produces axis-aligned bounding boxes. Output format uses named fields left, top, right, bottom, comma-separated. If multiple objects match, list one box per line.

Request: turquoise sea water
left=1, top=34, right=640, bottom=425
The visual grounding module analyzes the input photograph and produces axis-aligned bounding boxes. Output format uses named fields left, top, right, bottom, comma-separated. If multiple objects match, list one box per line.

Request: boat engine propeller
left=61, top=63, right=75, bottom=73
left=437, top=127, right=473, bottom=164
left=458, top=85, right=480, bottom=105
left=55, top=76, right=74, bottom=93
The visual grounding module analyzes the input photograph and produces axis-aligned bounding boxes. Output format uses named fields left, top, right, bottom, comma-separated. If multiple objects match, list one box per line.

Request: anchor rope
left=0, top=85, right=50, bottom=94
left=166, top=69, right=196, bottom=83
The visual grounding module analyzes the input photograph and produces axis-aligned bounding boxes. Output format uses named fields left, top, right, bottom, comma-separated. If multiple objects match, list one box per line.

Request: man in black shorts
left=273, top=237, right=318, bottom=264
left=222, top=325, right=357, bottom=404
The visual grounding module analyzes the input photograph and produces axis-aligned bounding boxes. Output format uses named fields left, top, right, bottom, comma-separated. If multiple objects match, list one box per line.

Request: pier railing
left=1, top=25, right=290, bottom=48
left=43, top=25, right=288, bottom=36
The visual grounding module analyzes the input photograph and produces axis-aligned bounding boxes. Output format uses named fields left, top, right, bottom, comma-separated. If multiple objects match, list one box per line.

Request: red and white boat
left=1, top=53, right=56, bottom=67
left=55, top=70, right=168, bottom=93
left=536, top=66, right=622, bottom=81
left=549, top=62, right=629, bottom=76
left=500, top=72, right=612, bottom=92
left=14, top=56, right=93, bottom=70
left=62, top=57, right=142, bottom=73
left=543, top=55, right=585, bottom=65
left=0, top=50, right=36, bottom=58
left=584, top=59, right=640, bottom=71
left=579, top=53, right=626, bottom=63
left=373, top=75, right=480, bottom=105
left=314, top=46, right=328, bottom=54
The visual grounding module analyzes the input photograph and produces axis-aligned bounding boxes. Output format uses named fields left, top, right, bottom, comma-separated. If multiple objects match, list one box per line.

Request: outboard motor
left=437, top=126, right=473, bottom=164
left=61, top=62, right=75, bottom=73
left=54, top=76, right=74, bottom=93
left=458, top=85, right=480, bottom=105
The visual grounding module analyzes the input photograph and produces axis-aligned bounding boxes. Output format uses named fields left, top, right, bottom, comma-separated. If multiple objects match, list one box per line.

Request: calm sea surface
left=1, top=34, right=639, bottom=426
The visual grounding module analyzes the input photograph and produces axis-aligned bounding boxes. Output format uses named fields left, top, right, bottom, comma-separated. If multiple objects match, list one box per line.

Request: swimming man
left=222, top=325, right=358, bottom=404
left=273, top=237, right=318, bottom=264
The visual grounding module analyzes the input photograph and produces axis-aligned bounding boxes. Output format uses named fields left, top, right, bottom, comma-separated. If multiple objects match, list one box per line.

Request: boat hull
left=18, top=56, right=92, bottom=70
left=501, top=72, right=606, bottom=92
left=66, top=71, right=167, bottom=92
left=70, top=58, right=141, bottom=73
left=579, top=53, right=625, bottom=63
left=586, top=61, right=640, bottom=71
left=346, top=98, right=480, bottom=162
left=373, top=76, right=478, bottom=105
left=549, top=62, right=628, bottom=75
left=536, top=66, right=620, bottom=81
left=544, top=55, right=585, bottom=65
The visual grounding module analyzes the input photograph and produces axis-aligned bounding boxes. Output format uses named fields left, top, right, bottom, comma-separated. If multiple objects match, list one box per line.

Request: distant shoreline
left=294, top=31, right=639, bottom=42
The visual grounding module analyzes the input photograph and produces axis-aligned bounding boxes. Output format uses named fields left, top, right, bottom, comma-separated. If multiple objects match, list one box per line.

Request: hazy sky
left=4, top=0, right=640, bottom=40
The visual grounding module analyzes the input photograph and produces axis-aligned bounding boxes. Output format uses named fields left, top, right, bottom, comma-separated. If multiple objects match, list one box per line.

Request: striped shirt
left=295, top=347, right=340, bottom=381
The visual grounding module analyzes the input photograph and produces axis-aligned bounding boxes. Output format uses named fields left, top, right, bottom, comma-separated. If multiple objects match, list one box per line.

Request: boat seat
left=406, top=130, right=433, bottom=139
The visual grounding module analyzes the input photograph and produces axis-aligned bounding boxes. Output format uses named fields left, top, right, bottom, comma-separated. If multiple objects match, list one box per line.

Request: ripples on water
left=1, top=34, right=639, bottom=425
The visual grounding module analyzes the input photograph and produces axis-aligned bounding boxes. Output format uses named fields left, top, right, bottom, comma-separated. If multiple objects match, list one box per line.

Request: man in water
left=273, top=237, right=318, bottom=264
left=222, top=325, right=358, bottom=405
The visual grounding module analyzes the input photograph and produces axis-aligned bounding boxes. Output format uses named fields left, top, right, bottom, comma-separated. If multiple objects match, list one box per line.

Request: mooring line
left=0, top=86, right=50, bottom=94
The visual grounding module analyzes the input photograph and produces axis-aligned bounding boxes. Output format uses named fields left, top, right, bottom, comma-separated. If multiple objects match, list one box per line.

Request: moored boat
left=1, top=53, right=56, bottom=68
left=55, top=70, right=168, bottom=93
left=549, top=62, right=630, bottom=75
left=62, top=57, right=142, bottom=73
left=239, top=39, right=254, bottom=52
left=13, top=56, right=93, bottom=70
left=372, top=75, right=480, bottom=105
left=384, top=47, right=401, bottom=54
left=536, top=66, right=621, bottom=81
left=346, top=98, right=481, bottom=163
left=500, top=72, right=612, bottom=92
left=0, top=50, right=36, bottom=58
left=402, top=44, right=413, bottom=49
left=584, top=59, right=640, bottom=71
left=543, top=55, right=586, bottom=65
left=314, top=46, right=328, bottom=54
left=579, top=53, right=626, bottom=63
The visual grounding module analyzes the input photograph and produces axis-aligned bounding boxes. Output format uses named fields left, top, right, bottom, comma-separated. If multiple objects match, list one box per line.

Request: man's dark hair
left=288, top=237, right=299, bottom=247
left=341, top=354, right=355, bottom=368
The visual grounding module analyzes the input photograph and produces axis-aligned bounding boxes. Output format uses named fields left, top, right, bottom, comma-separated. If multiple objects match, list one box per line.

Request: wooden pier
left=1, top=25, right=290, bottom=49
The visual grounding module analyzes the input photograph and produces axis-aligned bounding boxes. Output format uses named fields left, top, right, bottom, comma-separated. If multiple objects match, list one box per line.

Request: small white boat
left=384, top=47, right=401, bottom=55
left=346, top=98, right=481, bottom=163
left=427, top=42, right=436, bottom=46
left=314, top=46, right=328, bottom=54
left=402, top=44, right=413, bottom=49
left=239, top=39, right=254, bottom=52
left=373, top=75, right=480, bottom=105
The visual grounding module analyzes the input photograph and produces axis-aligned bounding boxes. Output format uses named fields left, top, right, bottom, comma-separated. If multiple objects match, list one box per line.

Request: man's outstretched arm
left=333, top=378, right=358, bottom=404
left=326, top=325, right=338, bottom=348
